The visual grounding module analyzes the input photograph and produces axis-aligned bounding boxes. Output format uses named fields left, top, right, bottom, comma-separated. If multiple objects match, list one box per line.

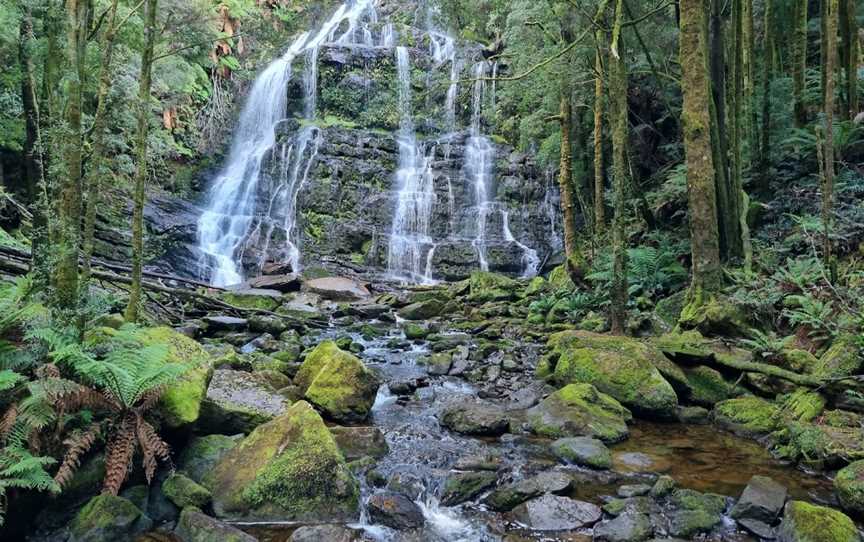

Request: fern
left=587, top=245, right=687, bottom=299
left=0, top=446, right=59, bottom=526
left=782, top=294, right=838, bottom=342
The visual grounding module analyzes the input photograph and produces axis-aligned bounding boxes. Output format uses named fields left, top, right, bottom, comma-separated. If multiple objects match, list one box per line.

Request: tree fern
left=0, top=446, right=59, bottom=526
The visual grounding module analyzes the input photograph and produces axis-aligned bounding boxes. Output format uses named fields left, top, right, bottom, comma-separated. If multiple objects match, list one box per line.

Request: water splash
left=196, top=0, right=376, bottom=286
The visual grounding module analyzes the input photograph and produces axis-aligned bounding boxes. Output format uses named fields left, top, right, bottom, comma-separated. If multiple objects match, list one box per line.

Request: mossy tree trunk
left=125, top=0, right=158, bottom=323
left=840, top=0, right=858, bottom=119
left=792, top=0, right=809, bottom=126
left=593, top=43, right=606, bottom=237
left=822, top=0, right=838, bottom=273
left=81, top=0, right=121, bottom=289
left=680, top=0, right=723, bottom=296
left=758, top=0, right=773, bottom=193
left=53, top=0, right=91, bottom=311
left=558, top=89, right=580, bottom=267
left=730, top=0, right=751, bottom=269
left=742, top=0, right=756, bottom=144
left=609, top=0, right=629, bottom=335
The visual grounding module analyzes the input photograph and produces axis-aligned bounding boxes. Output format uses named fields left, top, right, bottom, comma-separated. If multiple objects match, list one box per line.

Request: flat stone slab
left=731, top=475, right=787, bottom=523
left=304, top=277, right=371, bottom=301
left=203, top=316, right=248, bottom=331
left=248, top=274, right=302, bottom=292
left=510, top=494, right=601, bottom=531
left=199, top=369, right=289, bottom=434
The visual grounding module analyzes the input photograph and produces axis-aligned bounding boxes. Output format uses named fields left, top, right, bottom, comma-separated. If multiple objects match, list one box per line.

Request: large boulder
left=467, top=271, right=519, bottom=302
left=304, top=277, right=370, bottom=301
left=248, top=273, right=302, bottom=292
left=525, top=384, right=631, bottom=443
left=199, top=369, right=290, bottom=434
left=162, top=473, right=212, bottom=509
left=174, top=508, right=257, bottom=542
left=396, top=299, right=444, bottom=320
left=295, top=341, right=379, bottom=423
left=206, top=401, right=359, bottom=521
left=510, top=494, right=601, bottom=531
left=777, top=501, right=860, bottom=542
left=439, top=471, right=498, bottom=506
left=678, top=293, right=748, bottom=337
left=484, top=471, right=573, bottom=511
left=329, top=426, right=389, bottom=460
left=712, top=396, right=780, bottom=437
left=834, top=460, right=864, bottom=514
left=593, top=512, right=653, bottom=542
left=550, top=436, right=612, bottom=469
left=439, top=402, right=510, bottom=436
left=221, top=288, right=283, bottom=310
left=545, top=331, right=678, bottom=418
left=133, top=327, right=213, bottom=429
left=177, top=434, right=243, bottom=484
left=68, top=495, right=152, bottom=542
left=730, top=475, right=787, bottom=524
left=366, top=492, right=425, bottom=529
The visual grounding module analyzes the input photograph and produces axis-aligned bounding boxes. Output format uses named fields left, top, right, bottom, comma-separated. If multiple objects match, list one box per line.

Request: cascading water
left=196, top=0, right=376, bottom=286
left=386, top=47, right=438, bottom=283
left=465, top=61, right=494, bottom=272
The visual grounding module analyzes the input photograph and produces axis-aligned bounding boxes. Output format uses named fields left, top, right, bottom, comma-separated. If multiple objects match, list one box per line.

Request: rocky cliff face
left=148, top=4, right=561, bottom=283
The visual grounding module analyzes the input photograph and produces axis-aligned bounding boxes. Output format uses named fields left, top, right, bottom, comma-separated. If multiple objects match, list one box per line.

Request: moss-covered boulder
left=653, top=329, right=715, bottom=362
left=712, top=396, right=780, bottom=437
left=776, top=420, right=864, bottom=469
left=546, top=331, right=678, bottom=418
left=654, top=289, right=687, bottom=328
left=777, top=500, right=861, bottom=542
left=525, top=384, right=632, bottom=443
left=679, top=293, right=749, bottom=337
left=467, top=271, right=519, bottom=302
left=684, top=365, right=737, bottom=407
left=68, top=494, right=153, bottom=542
left=403, top=322, right=430, bottom=340
left=396, top=299, right=444, bottom=320
left=780, top=389, right=826, bottom=423
left=814, top=334, right=863, bottom=379
left=135, top=327, right=213, bottom=429
left=221, top=288, right=283, bottom=310
left=834, top=460, right=864, bottom=514
left=177, top=434, right=242, bottom=484
left=548, top=264, right=576, bottom=292
left=162, top=473, right=212, bottom=509
left=439, top=471, right=498, bottom=506
left=550, top=437, right=612, bottom=469
left=206, top=400, right=359, bottom=521
left=199, top=369, right=290, bottom=434
left=175, top=508, right=257, bottom=542
left=295, top=341, right=379, bottom=423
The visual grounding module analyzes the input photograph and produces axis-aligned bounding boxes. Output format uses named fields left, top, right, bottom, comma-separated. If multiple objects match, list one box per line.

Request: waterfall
left=502, top=210, right=540, bottom=277
left=386, top=47, right=437, bottom=283
left=465, top=61, right=493, bottom=272
left=196, top=0, right=376, bottom=286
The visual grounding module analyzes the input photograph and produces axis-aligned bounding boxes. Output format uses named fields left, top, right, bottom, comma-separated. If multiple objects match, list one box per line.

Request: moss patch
left=525, top=383, right=632, bottom=443
left=296, top=341, right=379, bottom=423
left=778, top=500, right=860, bottom=542
left=834, top=460, right=864, bottom=514
left=712, top=396, right=780, bottom=437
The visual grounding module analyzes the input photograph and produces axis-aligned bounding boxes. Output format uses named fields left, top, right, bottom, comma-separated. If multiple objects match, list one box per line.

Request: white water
left=386, top=47, right=438, bottom=283
left=502, top=210, right=540, bottom=277
left=465, top=61, right=493, bottom=272
left=197, top=0, right=376, bottom=286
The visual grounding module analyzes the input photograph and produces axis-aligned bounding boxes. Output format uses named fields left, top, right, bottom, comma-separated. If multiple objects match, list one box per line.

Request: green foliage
left=0, top=447, right=60, bottom=526
left=782, top=294, right=838, bottom=343
left=739, top=329, right=788, bottom=361
left=587, top=245, right=687, bottom=299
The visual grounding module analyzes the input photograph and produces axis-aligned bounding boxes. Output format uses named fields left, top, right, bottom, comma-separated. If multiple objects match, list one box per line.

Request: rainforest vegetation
left=0, top=0, right=863, bottom=540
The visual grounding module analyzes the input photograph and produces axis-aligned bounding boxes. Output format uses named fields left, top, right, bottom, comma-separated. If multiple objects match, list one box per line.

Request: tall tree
left=680, top=0, right=723, bottom=299
left=840, top=0, right=858, bottom=119
left=792, top=0, right=809, bottom=126
left=609, top=0, right=628, bottom=334
left=822, top=0, right=838, bottom=273
left=125, top=0, right=159, bottom=322
left=593, top=44, right=606, bottom=236
left=758, top=0, right=774, bottom=191
left=53, top=0, right=91, bottom=310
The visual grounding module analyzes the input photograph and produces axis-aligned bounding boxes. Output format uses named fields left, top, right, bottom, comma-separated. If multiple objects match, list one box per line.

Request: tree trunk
left=840, top=0, right=858, bottom=119
left=610, top=0, right=629, bottom=335
left=823, top=0, right=838, bottom=273
left=680, top=0, right=723, bottom=295
left=19, top=9, right=50, bottom=287
left=793, top=0, right=809, bottom=126
left=730, top=0, right=750, bottom=268
left=124, top=0, right=158, bottom=322
left=758, top=0, right=773, bottom=192
left=558, top=91, right=580, bottom=265
left=593, top=45, right=606, bottom=236
left=54, top=0, right=90, bottom=311
left=81, top=0, right=121, bottom=288
left=742, top=0, right=756, bottom=145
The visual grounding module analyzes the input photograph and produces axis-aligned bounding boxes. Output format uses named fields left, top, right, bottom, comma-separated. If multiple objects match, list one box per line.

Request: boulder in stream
left=174, top=508, right=257, bottom=542
left=206, top=400, right=359, bottom=521
left=366, top=492, right=425, bottom=530
left=439, top=401, right=510, bottom=436
left=304, top=276, right=371, bottom=301
left=592, top=511, right=653, bottom=542
left=550, top=436, right=612, bottom=469
left=834, top=459, right=864, bottom=514
left=199, top=369, right=290, bottom=434
left=730, top=475, right=787, bottom=524
left=68, top=494, right=152, bottom=542
left=484, top=470, right=573, bottom=511
left=439, top=471, right=498, bottom=506
left=525, top=383, right=631, bottom=443
left=510, top=494, right=601, bottom=531
left=777, top=501, right=861, bottom=542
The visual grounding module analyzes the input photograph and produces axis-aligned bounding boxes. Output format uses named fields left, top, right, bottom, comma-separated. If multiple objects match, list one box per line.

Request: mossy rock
left=777, top=500, right=861, bottom=542
left=206, top=400, right=359, bottom=521
left=654, top=289, right=687, bottom=328
left=548, top=264, right=576, bottom=292
left=669, top=488, right=727, bottom=516
left=68, top=494, right=153, bottom=542
left=547, top=331, right=678, bottom=418
left=220, top=289, right=283, bottom=311
left=177, top=434, right=243, bottom=484
left=814, top=334, right=863, bottom=379
left=162, top=473, right=212, bottom=509
left=684, top=365, right=737, bottom=407
left=467, top=271, right=519, bottom=302
left=775, top=421, right=864, bottom=469
left=136, top=326, right=213, bottom=429
left=679, top=292, right=749, bottom=337
left=396, top=298, right=444, bottom=320
left=199, top=369, right=290, bottom=434
left=834, top=460, right=864, bottom=514
left=439, top=471, right=498, bottom=506
left=296, top=341, right=379, bottom=423
left=779, top=348, right=820, bottom=374
left=403, top=323, right=430, bottom=340
left=525, top=383, right=632, bottom=443
left=712, top=396, right=780, bottom=437
left=524, top=276, right=548, bottom=296
left=175, top=508, right=257, bottom=542
left=780, top=389, right=826, bottom=423
left=652, top=329, right=714, bottom=362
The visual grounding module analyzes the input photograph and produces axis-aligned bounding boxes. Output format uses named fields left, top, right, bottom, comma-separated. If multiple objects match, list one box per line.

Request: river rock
left=222, top=288, right=283, bottom=310
left=68, top=494, right=153, bottom=542
left=834, top=459, right=864, bottom=514
left=510, top=494, right=601, bottom=531
left=440, top=471, right=498, bottom=505
left=777, top=501, right=861, bottom=542
left=289, top=524, right=366, bottom=542
left=329, top=426, right=389, bottom=460
left=295, top=341, right=379, bottom=422
left=593, top=512, right=653, bottom=542
left=199, top=369, right=290, bottom=434
left=545, top=331, right=678, bottom=418
left=668, top=509, right=722, bottom=538
left=203, top=315, right=248, bottom=331
left=484, top=470, right=573, bottom=511
left=206, top=401, right=359, bottom=521
left=422, top=352, right=452, bottom=375
left=439, top=402, right=510, bottom=436
left=403, top=322, right=430, bottom=340
left=397, top=298, right=444, bottom=320
left=248, top=314, right=289, bottom=335
left=525, top=383, right=631, bottom=442
left=618, top=484, right=652, bottom=498
left=177, top=434, right=243, bottom=483
left=174, top=508, right=257, bottom=542
left=162, top=472, right=212, bottom=509
left=730, top=475, right=787, bottom=523
left=467, top=271, right=519, bottom=302
left=305, top=276, right=370, bottom=301
left=366, top=492, right=425, bottom=529
left=248, top=273, right=302, bottom=292
left=550, top=436, right=612, bottom=469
